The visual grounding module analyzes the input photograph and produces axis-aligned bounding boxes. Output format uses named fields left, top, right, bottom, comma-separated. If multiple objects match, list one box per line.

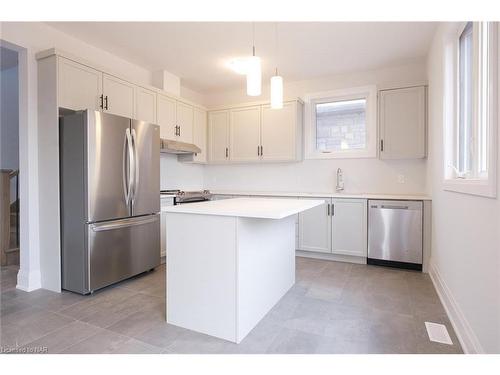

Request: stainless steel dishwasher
left=368, top=200, right=423, bottom=271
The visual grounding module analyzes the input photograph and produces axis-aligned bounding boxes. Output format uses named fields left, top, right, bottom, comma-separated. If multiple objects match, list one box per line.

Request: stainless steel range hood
left=160, top=139, right=201, bottom=154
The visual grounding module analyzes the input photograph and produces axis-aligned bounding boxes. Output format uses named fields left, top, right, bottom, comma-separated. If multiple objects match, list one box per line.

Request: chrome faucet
left=336, top=168, right=344, bottom=192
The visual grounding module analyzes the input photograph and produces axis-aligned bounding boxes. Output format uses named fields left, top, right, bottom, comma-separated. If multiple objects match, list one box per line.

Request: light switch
left=397, top=174, right=405, bottom=184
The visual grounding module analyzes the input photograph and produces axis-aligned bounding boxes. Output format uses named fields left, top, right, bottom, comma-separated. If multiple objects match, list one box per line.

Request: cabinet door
left=230, top=106, right=261, bottom=162
left=261, top=102, right=297, bottom=161
left=102, top=74, right=135, bottom=118
left=331, top=199, right=367, bottom=257
left=298, top=198, right=331, bottom=253
left=135, top=86, right=157, bottom=123
left=379, top=86, right=426, bottom=159
left=192, top=107, right=207, bottom=163
left=58, top=57, right=102, bottom=111
left=157, top=94, right=177, bottom=140
left=176, top=102, right=194, bottom=143
left=209, top=110, right=230, bottom=163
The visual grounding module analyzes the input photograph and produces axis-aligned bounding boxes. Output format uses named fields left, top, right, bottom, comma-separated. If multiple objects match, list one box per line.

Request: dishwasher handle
left=380, top=204, right=409, bottom=210
left=369, top=200, right=422, bottom=211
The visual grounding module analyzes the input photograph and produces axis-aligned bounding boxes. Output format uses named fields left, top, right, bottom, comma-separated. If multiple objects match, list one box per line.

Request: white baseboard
left=429, top=260, right=484, bottom=354
left=296, top=250, right=366, bottom=264
left=16, top=268, right=42, bottom=292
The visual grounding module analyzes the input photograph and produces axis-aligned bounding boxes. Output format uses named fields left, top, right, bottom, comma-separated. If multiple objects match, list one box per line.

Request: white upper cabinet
left=102, top=73, right=135, bottom=118
left=135, top=86, right=157, bottom=123
left=207, top=99, right=303, bottom=164
left=58, top=57, right=102, bottom=111
left=209, top=110, right=230, bottom=163
left=379, top=86, right=426, bottom=159
left=192, top=107, right=207, bottom=163
left=230, top=106, right=261, bottom=162
left=176, top=101, right=194, bottom=143
left=157, top=94, right=177, bottom=140
left=261, top=101, right=299, bottom=161
left=331, top=199, right=367, bottom=257
left=298, top=198, right=332, bottom=254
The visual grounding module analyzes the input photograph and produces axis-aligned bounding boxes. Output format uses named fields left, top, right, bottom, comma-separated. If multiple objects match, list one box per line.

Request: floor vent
left=425, top=322, right=453, bottom=345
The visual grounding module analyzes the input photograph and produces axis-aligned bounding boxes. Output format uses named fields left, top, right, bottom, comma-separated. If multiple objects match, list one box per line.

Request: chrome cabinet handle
left=327, top=203, right=330, bottom=216
left=99, top=94, right=104, bottom=109
left=381, top=205, right=409, bottom=210
left=104, top=96, right=109, bottom=110
left=331, top=203, right=334, bottom=216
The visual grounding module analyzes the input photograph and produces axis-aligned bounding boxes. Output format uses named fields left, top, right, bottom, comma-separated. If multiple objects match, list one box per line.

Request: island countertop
left=162, top=197, right=324, bottom=219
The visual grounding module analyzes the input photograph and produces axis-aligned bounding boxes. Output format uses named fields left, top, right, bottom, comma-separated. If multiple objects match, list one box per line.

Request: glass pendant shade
left=246, top=56, right=261, bottom=96
left=270, top=75, right=283, bottom=109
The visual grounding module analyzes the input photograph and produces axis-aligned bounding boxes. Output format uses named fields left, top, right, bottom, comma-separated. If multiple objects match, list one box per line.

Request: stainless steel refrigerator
left=60, top=110, right=160, bottom=294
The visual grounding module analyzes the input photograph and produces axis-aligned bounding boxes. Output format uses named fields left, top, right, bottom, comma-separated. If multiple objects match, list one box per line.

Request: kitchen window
left=444, top=22, right=498, bottom=197
left=305, top=86, right=377, bottom=159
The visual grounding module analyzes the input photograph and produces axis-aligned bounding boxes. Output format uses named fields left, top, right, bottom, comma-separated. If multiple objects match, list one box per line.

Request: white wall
left=427, top=23, right=500, bottom=354
left=204, top=61, right=428, bottom=195
left=160, top=154, right=204, bottom=191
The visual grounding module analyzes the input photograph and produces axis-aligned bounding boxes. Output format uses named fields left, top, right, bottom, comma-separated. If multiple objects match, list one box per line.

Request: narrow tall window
left=458, top=22, right=473, bottom=175
left=444, top=22, right=497, bottom=197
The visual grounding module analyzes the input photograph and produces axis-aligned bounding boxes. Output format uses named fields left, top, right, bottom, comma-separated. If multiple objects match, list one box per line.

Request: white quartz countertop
left=211, top=190, right=431, bottom=201
left=162, top=197, right=324, bottom=219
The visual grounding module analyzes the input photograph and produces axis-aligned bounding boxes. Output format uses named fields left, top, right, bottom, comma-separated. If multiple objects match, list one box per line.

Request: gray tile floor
left=0, top=258, right=463, bottom=354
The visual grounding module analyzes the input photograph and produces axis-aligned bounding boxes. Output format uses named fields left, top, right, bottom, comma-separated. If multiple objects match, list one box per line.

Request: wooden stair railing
left=1, top=169, right=19, bottom=266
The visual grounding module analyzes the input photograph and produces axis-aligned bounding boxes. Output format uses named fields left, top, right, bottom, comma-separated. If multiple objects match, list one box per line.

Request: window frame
left=304, top=86, right=377, bottom=159
left=443, top=22, right=498, bottom=198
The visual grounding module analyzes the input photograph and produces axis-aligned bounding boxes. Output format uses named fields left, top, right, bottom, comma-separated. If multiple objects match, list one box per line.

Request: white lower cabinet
left=160, top=196, right=174, bottom=257
left=298, top=197, right=367, bottom=258
left=298, top=198, right=332, bottom=254
left=331, top=199, right=367, bottom=257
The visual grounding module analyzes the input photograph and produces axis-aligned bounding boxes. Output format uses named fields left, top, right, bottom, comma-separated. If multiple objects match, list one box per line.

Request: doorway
left=0, top=44, right=20, bottom=267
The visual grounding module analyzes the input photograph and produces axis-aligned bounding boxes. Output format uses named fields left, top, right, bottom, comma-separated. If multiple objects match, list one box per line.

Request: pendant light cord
left=252, top=22, right=256, bottom=56
left=274, top=22, right=279, bottom=75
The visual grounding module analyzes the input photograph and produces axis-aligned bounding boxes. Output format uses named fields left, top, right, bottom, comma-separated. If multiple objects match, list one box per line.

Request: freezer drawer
left=87, top=214, right=160, bottom=292
left=368, top=200, right=423, bottom=268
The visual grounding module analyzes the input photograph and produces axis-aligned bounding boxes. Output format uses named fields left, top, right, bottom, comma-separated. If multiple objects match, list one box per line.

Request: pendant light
left=246, top=23, right=261, bottom=96
left=270, top=23, right=283, bottom=109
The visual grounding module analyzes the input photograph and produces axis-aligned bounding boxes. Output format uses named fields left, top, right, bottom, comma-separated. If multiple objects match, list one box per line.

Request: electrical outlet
left=397, top=174, right=405, bottom=184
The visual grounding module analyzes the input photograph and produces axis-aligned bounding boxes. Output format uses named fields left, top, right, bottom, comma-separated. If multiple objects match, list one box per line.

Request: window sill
left=306, top=150, right=377, bottom=160
left=443, top=178, right=497, bottom=198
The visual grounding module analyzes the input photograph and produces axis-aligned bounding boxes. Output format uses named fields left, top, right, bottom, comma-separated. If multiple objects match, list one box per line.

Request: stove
left=161, top=190, right=213, bottom=205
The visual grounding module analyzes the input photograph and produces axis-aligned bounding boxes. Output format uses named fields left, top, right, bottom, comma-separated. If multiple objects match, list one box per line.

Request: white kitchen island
left=163, top=197, right=323, bottom=343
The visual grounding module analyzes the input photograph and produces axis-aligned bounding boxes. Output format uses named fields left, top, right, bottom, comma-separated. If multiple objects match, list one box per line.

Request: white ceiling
left=46, top=22, right=438, bottom=94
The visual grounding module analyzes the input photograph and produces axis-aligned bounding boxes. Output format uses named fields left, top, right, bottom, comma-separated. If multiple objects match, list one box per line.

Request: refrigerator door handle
left=131, top=128, right=140, bottom=205
left=90, top=215, right=158, bottom=232
left=122, top=128, right=134, bottom=205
